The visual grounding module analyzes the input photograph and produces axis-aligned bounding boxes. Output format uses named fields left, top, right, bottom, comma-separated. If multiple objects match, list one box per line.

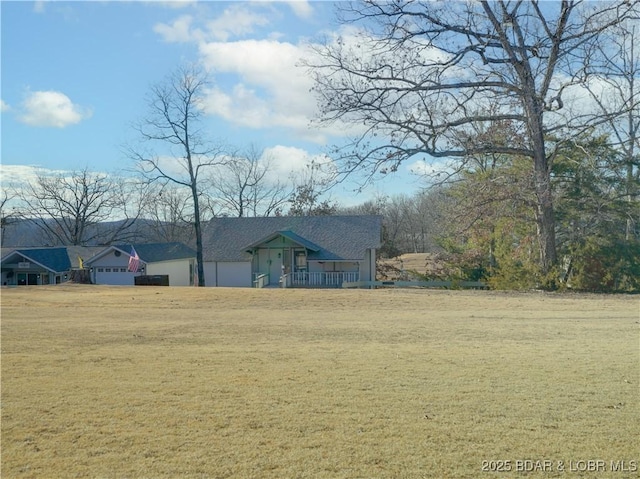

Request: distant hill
left=1, top=219, right=42, bottom=246
left=0, top=218, right=189, bottom=248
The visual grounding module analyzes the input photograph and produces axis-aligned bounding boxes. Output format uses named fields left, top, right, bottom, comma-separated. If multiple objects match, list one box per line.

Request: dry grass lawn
left=1, top=285, right=638, bottom=478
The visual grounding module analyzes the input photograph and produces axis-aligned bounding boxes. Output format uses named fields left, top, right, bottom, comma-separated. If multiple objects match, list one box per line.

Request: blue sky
left=1, top=0, right=426, bottom=205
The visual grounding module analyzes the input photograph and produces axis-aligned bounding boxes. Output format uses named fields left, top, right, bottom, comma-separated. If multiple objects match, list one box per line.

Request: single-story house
left=0, top=246, right=102, bottom=286
left=1, top=243, right=196, bottom=287
left=201, top=215, right=382, bottom=288
left=84, top=242, right=197, bottom=286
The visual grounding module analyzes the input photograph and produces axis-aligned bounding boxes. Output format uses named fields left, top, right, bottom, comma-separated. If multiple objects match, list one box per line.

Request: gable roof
left=127, top=242, right=196, bottom=263
left=1, top=248, right=71, bottom=273
left=243, top=230, right=322, bottom=252
left=202, top=215, right=382, bottom=262
left=1, top=246, right=104, bottom=272
left=85, top=242, right=196, bottom=265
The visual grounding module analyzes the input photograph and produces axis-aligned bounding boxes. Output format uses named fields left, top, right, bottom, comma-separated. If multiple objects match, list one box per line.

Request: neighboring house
left=201, top=215, right=382, bottom=288
left=84, top=242, right=196, bottom=286
left=0, top=246, right=102, bottom=286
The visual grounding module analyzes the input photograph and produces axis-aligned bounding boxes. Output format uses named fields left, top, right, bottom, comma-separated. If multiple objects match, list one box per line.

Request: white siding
left=217, top=262, right=252, bottom=287
left=203, top=261, right=251, bottom=287
left=90, top=251, right=194, bottom=286
left=146, top=259, right=192, bottom=286
left=203, top=261, right=217, bottom=287
left=90, top=251, right=139, bottom=285
left=361, top=248, right=376, bottom=282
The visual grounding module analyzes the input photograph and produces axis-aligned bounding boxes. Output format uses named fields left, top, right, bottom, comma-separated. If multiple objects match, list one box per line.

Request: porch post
left=369, top=248, right=376, bottom=282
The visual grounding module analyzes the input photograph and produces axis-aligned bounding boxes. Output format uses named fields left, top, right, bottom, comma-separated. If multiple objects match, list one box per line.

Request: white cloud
left=205, top=5, right=270, bottom=42
left=1, top=100, right=10, bottom=112
left=154, top=4, right=270, bottom=43
left=153, top=5, right=368, bottom=144
left=200, top=39, right=304, bottom=92
left=407, top=158, right=454, bottom=181
left=262, top=145, right=315, bottom=178
left=202, top=83, right=271, bottom=129
left=0, top=165, right=42, bottom=189
left=153, top=14, right=201, bottom=43
left=199, top=39, right=323, bottom=140
left=286, top=1, right=314, bottom=20
left=18, top=90, right=92, bottom=128
left=261, top=145, right=336, bottom=184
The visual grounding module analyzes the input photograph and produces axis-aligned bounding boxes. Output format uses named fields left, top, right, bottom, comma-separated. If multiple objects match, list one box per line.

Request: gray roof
left=202, top=215, right=382, bottom=262
left=111, top=242, right=196, bottom=263
left=66, top=246, right=106, bottom=268
left=244, top=230, right=321, bottom=252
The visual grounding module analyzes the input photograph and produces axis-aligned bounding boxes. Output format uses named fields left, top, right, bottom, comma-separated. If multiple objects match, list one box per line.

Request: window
left=120, top=268, right=127, bottom=272
left=98, top=268, right=104, bottom=272
left=295, top=251, right=307, bottom=271
left=105, top=268, right=112, bottom=272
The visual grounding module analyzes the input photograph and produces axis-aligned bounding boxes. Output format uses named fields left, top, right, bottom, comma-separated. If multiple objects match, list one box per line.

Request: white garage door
left=94, top=267, right=136, bottom=285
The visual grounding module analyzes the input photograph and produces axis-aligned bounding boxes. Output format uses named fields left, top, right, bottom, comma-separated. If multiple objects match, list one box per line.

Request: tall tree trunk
left=518, top=44, right=558, bottom=274
left=533, top=167, right=558, bottom=275
left=192, top=185, right=206, bottom=287
left=627, top=163, right=635, bottom=241
left=626, top=62, right=637, bottom=242
left=523, top=90, right=558, bottom=275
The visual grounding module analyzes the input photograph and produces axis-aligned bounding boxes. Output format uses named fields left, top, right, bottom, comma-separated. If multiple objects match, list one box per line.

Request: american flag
left=128, top=246, right=140, bottom=272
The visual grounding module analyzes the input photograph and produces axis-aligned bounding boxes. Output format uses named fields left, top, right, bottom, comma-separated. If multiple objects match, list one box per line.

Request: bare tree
left=307, top=0, right=638, bottom=276
left=142, top=184, right=195, bottom=243
left=129, top=65, right=225, bottom=286
left=15, top=168, right=141, bottom=246
left=0, top=188, right=18, bottom=246
left=581, top=18, right=640, bottom=240
left=287, top=160, right=337, bottom=216
left=207, top=146, right=292, bottom=217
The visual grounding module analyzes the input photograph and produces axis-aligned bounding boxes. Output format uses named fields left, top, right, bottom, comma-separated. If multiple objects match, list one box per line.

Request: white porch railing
left=253, top=273, right=269, bottom=288
left=282, top=272, right=359, bottom=288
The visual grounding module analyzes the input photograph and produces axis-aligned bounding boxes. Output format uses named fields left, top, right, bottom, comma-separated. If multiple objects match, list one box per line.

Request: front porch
left=246, top=228, right=372, bottom=289
left=282, top=271, right=359, bottom=288
left=253, top=271, right=360, bottom=288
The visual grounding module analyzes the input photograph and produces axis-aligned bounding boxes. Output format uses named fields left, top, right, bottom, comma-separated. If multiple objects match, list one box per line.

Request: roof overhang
left=243, top=230, right=321, bottom=253
left=84, top=245, right=142, bottom=265
left=1, top=250, right=60, bottom=273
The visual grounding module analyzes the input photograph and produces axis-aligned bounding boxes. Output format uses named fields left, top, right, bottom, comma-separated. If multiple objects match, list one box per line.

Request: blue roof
left=2, top=244, right=195, bottom=272
left=8, top=248, right=71, bottom=273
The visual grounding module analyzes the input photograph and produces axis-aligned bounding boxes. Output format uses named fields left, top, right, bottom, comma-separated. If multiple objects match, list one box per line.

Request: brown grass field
left=1, top=285, right=638, bottom=478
